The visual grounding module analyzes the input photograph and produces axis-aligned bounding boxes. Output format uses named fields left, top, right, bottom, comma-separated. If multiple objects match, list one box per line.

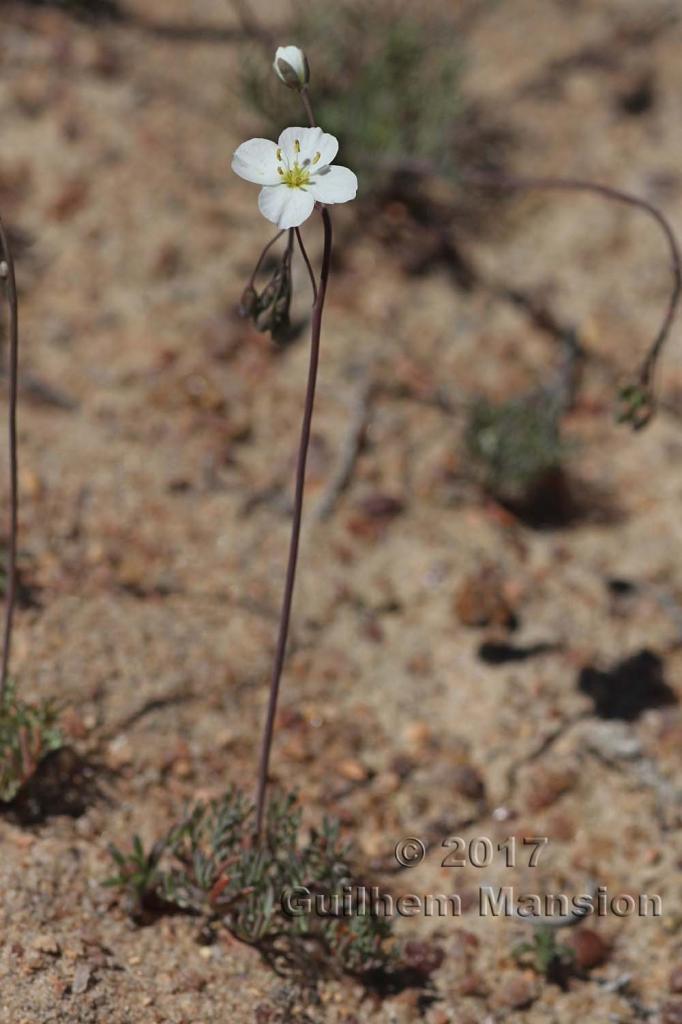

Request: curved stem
left=0, top=216, right=19, bottom=703
left=248, top=229, right=285, bottom=290
left=294, top=227, right=318, bottom=305
left=254, top=206, right=332, bottom=837
left=459, top=169, right=681, bottom=390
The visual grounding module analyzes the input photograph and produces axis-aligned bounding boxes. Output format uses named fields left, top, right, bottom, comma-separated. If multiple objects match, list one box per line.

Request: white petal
left=308, top=165, right=358, bottom=205
left=232, top=138, right=281, bottom=185
left=277, top=126, right=338, bottom=169
left=310, top=131, right=338, bottom=168
left=258, top=185, right=315, bottom=229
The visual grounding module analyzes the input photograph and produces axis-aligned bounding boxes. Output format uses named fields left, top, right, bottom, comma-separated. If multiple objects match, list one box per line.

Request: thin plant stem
left=254, top=207, right=333, bottom=837
left=459, top=169, right=681, bottom=391
left=300, top=88, right=316, bottom=130
left=294, top=227, right=318, bottom=305
left=0, top=216, right=19, bottom=704
left=377, top=154, right=680, bottom=395
left=247, top=229, right=285, bottom=290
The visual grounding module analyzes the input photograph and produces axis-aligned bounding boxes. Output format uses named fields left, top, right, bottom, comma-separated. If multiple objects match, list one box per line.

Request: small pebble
left=72, top=962, right=92, bottom=995
left=403, top=721, right=432, bottom=748
left=493, top=972, right=536, bottom=1010
left=565, top=928, right=609, bottom=969
left=336, top=758, right=369, bottom=783
left=32, top=935, right=60, bottom=956
left=452, top=764, right=485, bottom=801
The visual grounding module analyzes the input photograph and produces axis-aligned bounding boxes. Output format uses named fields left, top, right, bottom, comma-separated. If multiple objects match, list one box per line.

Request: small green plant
left=0, top=681, right=62, bottom=802
left=466, top=394, right=566, bottom=504
left=238, top=0, right=465, bottom=195
left=105, top=832, right=172, bottom=918
left=106, top=788, right=397, bottom=978
left=513, top=926, right=575, bottom=980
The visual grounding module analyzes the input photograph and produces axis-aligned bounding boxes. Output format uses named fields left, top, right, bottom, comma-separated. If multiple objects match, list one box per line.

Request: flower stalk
left=0, top=215, right=19, bottom=704
left=254, top=206, right=332, bottom=837
left=253, top=62, right=335, bottom=837
left=458, top=168, right=681, bottom=427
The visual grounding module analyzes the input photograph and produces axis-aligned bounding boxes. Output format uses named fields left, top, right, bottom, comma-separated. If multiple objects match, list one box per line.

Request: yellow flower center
left=276, top=141, right=322, bottom=189
left=279, top=163, right=311, bottom=189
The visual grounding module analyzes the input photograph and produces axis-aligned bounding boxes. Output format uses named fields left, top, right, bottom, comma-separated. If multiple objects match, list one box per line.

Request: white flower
left=273, top=45, right=309, bottom=89
left=232, top=126, right=358, bottom=230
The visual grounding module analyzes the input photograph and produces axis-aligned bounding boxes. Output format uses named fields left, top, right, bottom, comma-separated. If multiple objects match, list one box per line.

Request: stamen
left=278, top=167, right=284, bottom=175
left=294, top=139, right=301, bottom=154
left=276, top=148, right=282, bottom=161
left=312, top=152, right=321, bottom=165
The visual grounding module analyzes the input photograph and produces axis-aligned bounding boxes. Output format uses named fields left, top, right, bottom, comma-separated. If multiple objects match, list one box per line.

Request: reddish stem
left=0, top=215, right=18, bottom=704
left=254, top=207, right=333, bottom=837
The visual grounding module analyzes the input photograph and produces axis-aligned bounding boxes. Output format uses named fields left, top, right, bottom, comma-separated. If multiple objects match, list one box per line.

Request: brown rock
left=525, top=767, right=577, bottom=811
left=336, top=758, right=370, bottom=782
left=452, top=764, right=486, bottom=801
left=564, top=928, right=609, bottom=969
left=454, top=567, right=517, bottom=629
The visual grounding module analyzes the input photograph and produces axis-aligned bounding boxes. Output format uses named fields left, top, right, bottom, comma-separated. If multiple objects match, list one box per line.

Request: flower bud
left=273, top=45, right=309, bottom=90
left=239, top=285, right=258, bottom=318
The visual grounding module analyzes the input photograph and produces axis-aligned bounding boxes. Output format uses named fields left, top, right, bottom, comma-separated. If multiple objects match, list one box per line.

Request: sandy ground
left=1, top=0, right=682, bottom=1021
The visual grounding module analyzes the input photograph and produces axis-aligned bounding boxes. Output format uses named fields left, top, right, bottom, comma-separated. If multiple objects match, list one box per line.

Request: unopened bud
left=239, top=285, right=258, bottom=318
left=273, top=45, right=309, bottom=90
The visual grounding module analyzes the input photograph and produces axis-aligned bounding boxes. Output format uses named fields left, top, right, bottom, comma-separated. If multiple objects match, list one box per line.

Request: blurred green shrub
left=238, top=0, right=465, bottom=194
left=466, top=394, right=567, bottom=505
